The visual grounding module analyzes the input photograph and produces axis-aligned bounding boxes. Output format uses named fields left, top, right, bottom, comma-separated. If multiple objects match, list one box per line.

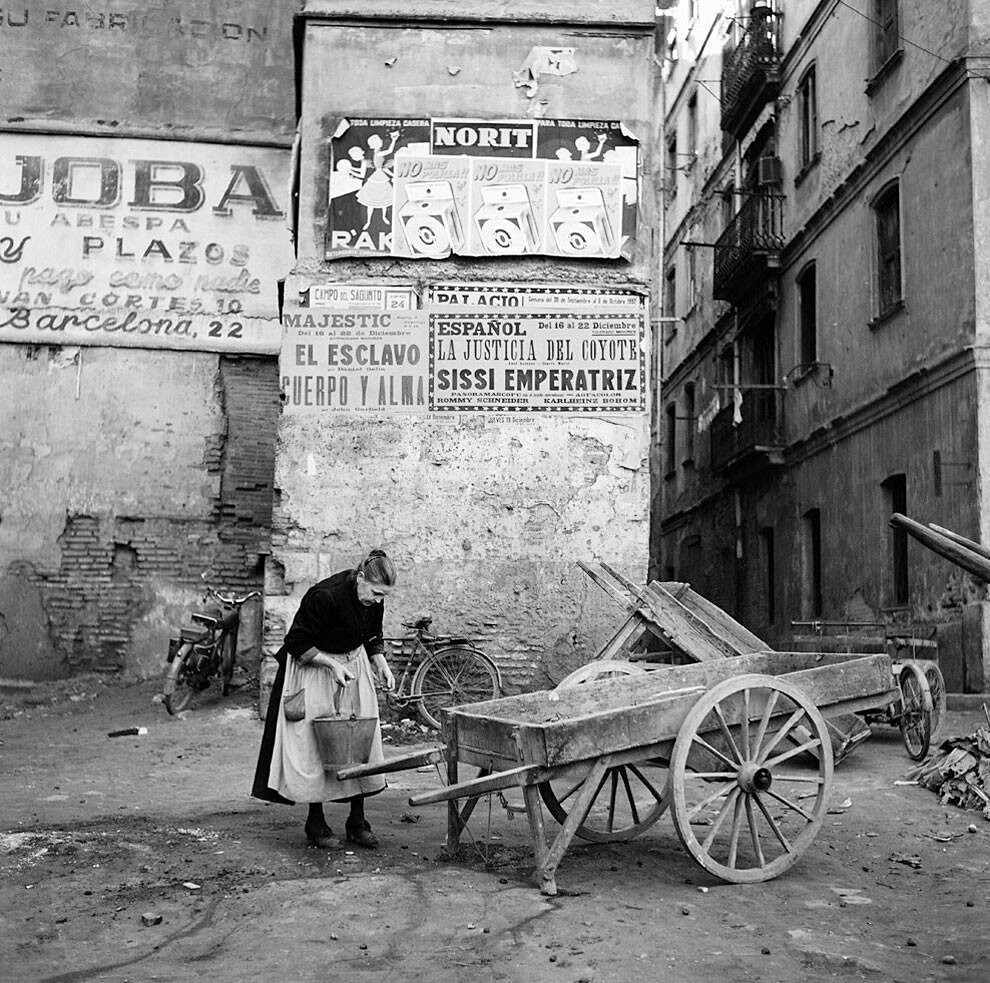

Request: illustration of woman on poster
left=356, top=131, right=401, bottom=230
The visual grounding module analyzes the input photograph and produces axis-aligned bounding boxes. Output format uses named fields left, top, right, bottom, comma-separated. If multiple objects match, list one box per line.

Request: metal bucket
left=312, top=688, right=376, bottom=770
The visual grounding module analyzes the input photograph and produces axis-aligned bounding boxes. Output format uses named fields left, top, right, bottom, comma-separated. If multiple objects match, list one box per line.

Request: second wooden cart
left=340, top=651, right=897, bottom=895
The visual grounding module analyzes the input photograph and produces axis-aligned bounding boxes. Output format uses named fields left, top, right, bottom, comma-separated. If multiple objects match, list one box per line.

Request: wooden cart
left=339, top=651, right=897, bottom=895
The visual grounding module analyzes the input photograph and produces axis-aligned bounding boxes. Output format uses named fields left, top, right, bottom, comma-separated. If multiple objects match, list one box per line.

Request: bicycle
left=161, top=588, right=262, bottom=715
left=382, top=617, right=502, bottom=729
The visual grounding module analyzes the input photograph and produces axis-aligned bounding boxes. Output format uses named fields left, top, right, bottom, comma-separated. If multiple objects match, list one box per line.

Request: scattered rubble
left=905, top=721, right=990, bottom=820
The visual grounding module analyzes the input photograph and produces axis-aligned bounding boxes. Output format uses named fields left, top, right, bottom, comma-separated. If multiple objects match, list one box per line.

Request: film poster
left=430, top=309, right=646, bottom=414
left=280, top=307, right=429, bottom=415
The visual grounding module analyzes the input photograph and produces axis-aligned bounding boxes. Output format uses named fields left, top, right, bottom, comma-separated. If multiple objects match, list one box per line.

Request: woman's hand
left=327, top=659, right=356, bottom=688
left=370, top=653, right=395, bottom=692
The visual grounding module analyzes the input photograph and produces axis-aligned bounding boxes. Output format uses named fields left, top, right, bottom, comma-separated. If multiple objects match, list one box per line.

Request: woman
left=252, top=550, right=397, bottom=848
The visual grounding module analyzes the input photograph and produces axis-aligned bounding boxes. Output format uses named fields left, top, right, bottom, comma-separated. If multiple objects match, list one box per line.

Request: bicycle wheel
left=163, top=644, right=199, bottom=715
left=898, top=662, right=933, bottom=761
left=220, top=632, right=236, bottom=697
left=923, top=663, right=946, bottom=746
left=412, top=645, right=500, bottom=730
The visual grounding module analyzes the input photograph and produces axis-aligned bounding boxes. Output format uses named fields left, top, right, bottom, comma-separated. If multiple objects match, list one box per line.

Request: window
left=797, top=262, right=817, bottom=365
left=882, top=474, right=908, bottom=605
left=720, top=184, right=735, bottom=230
left=663, top=264, right=677, bottom=326
left=687, top=92, right=698, bottom=160
left=665, top=403, right=677, bottom=476
left=716, top=345, right=734, bottom=408
left=760, top=526, right=776, bottom=626
left=683, top=382, right=696, bottom=462
left=797, top=65, right=818, bottom=170
left=687, top=245, right=697, bottom=311
left=874, top=0, right=899, bottom=68
left=665, top=133, right=678, bottom=201
left=801, top=508, right=823, bottom=619
left=874, top=182, right=902, bottom=317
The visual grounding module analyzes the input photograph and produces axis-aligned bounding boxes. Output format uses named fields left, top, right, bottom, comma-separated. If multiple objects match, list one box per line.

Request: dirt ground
left=1, top=671, right=988, bottom=983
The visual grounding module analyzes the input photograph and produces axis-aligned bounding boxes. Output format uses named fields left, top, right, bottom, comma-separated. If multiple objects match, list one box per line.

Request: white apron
left=267, top=646, right=386, bottom=803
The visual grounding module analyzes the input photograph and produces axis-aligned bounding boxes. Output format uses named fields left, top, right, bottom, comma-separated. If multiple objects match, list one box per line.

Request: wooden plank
left=409, top=763, right=537, bottom=807
left=578, top=560, right=637, bottom=609
left=891, top=513, right=990, bottom=582
left=541, top=756, right=613, bottom=881
left=595, top=614, right=650, bottom=660
left=336, top=746, right=444, bottom=781
left=522, top=784, right=556, bottom=896
left=445, top=722, right=460, bottom=852
left=633, top=582, right=743, bottom=661
left=929, top=522, right=990, bottom=562
left=659, top=582, right=768, bottom=653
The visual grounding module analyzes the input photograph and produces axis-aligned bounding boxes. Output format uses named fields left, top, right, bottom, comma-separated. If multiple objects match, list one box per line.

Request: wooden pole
left=890, top=513, right=990, bottom=582
left=928, top=522, right=990, bottom=563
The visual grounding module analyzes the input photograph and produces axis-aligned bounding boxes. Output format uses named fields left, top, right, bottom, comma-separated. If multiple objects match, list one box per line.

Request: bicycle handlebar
left=207, top=588, right=262, bottom=606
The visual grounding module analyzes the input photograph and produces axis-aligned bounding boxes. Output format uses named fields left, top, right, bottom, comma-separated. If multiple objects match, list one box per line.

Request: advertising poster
left=391, top=156, right=471, bottom=260
left=536, top=119, right=639, bottom=253
left=543, top=160, right=623, bottom=260
left=0, top=134, right=292, bottom=353
left=280, top=307, right=429, bottom=415
left=427, top=281, right=646, bottom=311
left=430, top=310, right=646, bottom=414
left=305, top=283, right=417, bottom=310
left=465, top=158, right=547, bottom=257
left=326, top=118, right=430, bottom=257
left=430, top=119, right=539, bottom=158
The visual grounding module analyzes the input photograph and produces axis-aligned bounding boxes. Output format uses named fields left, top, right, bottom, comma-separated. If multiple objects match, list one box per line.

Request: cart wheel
left=555, top=660, right=647, bottom=688
left=668, top=674, right=833, bottom=884
left=539, top=660, right=668, bottom=842
left=923, top=663, right=946, bottom=746
left=898, top=663, right=933, bottom=761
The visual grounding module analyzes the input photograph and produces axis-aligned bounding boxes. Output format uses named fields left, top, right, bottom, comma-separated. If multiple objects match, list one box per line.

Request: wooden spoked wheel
left=540, top=660, right=669, bottom=843
left=898, top=662, right=933, bottom=761
left=668, top=674, right=834, bottom=883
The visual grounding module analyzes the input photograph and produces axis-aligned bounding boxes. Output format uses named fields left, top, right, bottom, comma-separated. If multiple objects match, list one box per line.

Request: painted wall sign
left=326, top=118, right=639, bottom=261
left=430, top=310, right=646, bottom=414
left=0, top=1, right=295, bottom=140
left=0, top=134, right=293, bottom=353
left=280, top=308, right=428, bottom=415
left=305, top=283, right=417, bottom=310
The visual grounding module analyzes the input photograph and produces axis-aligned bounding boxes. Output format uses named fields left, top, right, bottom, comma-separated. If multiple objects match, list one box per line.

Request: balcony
left=721, top=5, right=781, bottom=140
left=713, top=192, right=785, bottom=304
left=709, top=388, right=785, bottom=476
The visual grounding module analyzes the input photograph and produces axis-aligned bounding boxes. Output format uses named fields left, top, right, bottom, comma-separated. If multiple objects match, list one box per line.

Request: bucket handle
left=333, top=681, right=356, bottom=719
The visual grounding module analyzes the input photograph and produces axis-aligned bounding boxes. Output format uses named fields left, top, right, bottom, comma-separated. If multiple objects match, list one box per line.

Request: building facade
left=267, top=0, right=661, bottom=690
left=658, top=0, right=990, bottom=691
left=0, top=2, right=298, bottom=680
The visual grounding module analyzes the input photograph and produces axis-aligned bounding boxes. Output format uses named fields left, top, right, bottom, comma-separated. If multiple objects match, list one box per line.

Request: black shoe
left=304, top=823, right=335, bottom=849
left=345, top=819, right=379, bottom=849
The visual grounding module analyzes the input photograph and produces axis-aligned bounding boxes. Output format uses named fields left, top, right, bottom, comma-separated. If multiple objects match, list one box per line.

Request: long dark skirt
left=251, top=647, right=295, bottom=805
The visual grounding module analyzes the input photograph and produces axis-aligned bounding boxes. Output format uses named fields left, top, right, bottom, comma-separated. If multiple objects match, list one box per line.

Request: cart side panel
left=456, top=652, right=892, bottom=725
left=450, top=654, right=894, bottom=769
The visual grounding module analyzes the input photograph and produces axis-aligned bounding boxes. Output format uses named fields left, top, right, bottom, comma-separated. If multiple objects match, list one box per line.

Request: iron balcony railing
left=710, top=388, right=785, bottom=473
left=713, top=192, right=786, bottom=302
left=720, top=5, right=781, bottom=137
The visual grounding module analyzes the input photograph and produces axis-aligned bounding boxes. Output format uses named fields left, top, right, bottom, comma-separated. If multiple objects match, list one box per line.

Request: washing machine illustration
left=397, top=181, right=464, bottom=257
left=547, top=186, right=616, bottom=258
left=472, top=184, right=541, bottom=255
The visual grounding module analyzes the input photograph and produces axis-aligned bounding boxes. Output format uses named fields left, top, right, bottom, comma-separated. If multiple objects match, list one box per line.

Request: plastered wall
left=0, top=345, right=278, bottom=679
left=269, top=2, right=659, bottom=689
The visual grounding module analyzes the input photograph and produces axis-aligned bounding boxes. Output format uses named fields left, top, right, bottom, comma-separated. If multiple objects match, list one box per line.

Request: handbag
left=283, top=688, right=306, bottom=722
